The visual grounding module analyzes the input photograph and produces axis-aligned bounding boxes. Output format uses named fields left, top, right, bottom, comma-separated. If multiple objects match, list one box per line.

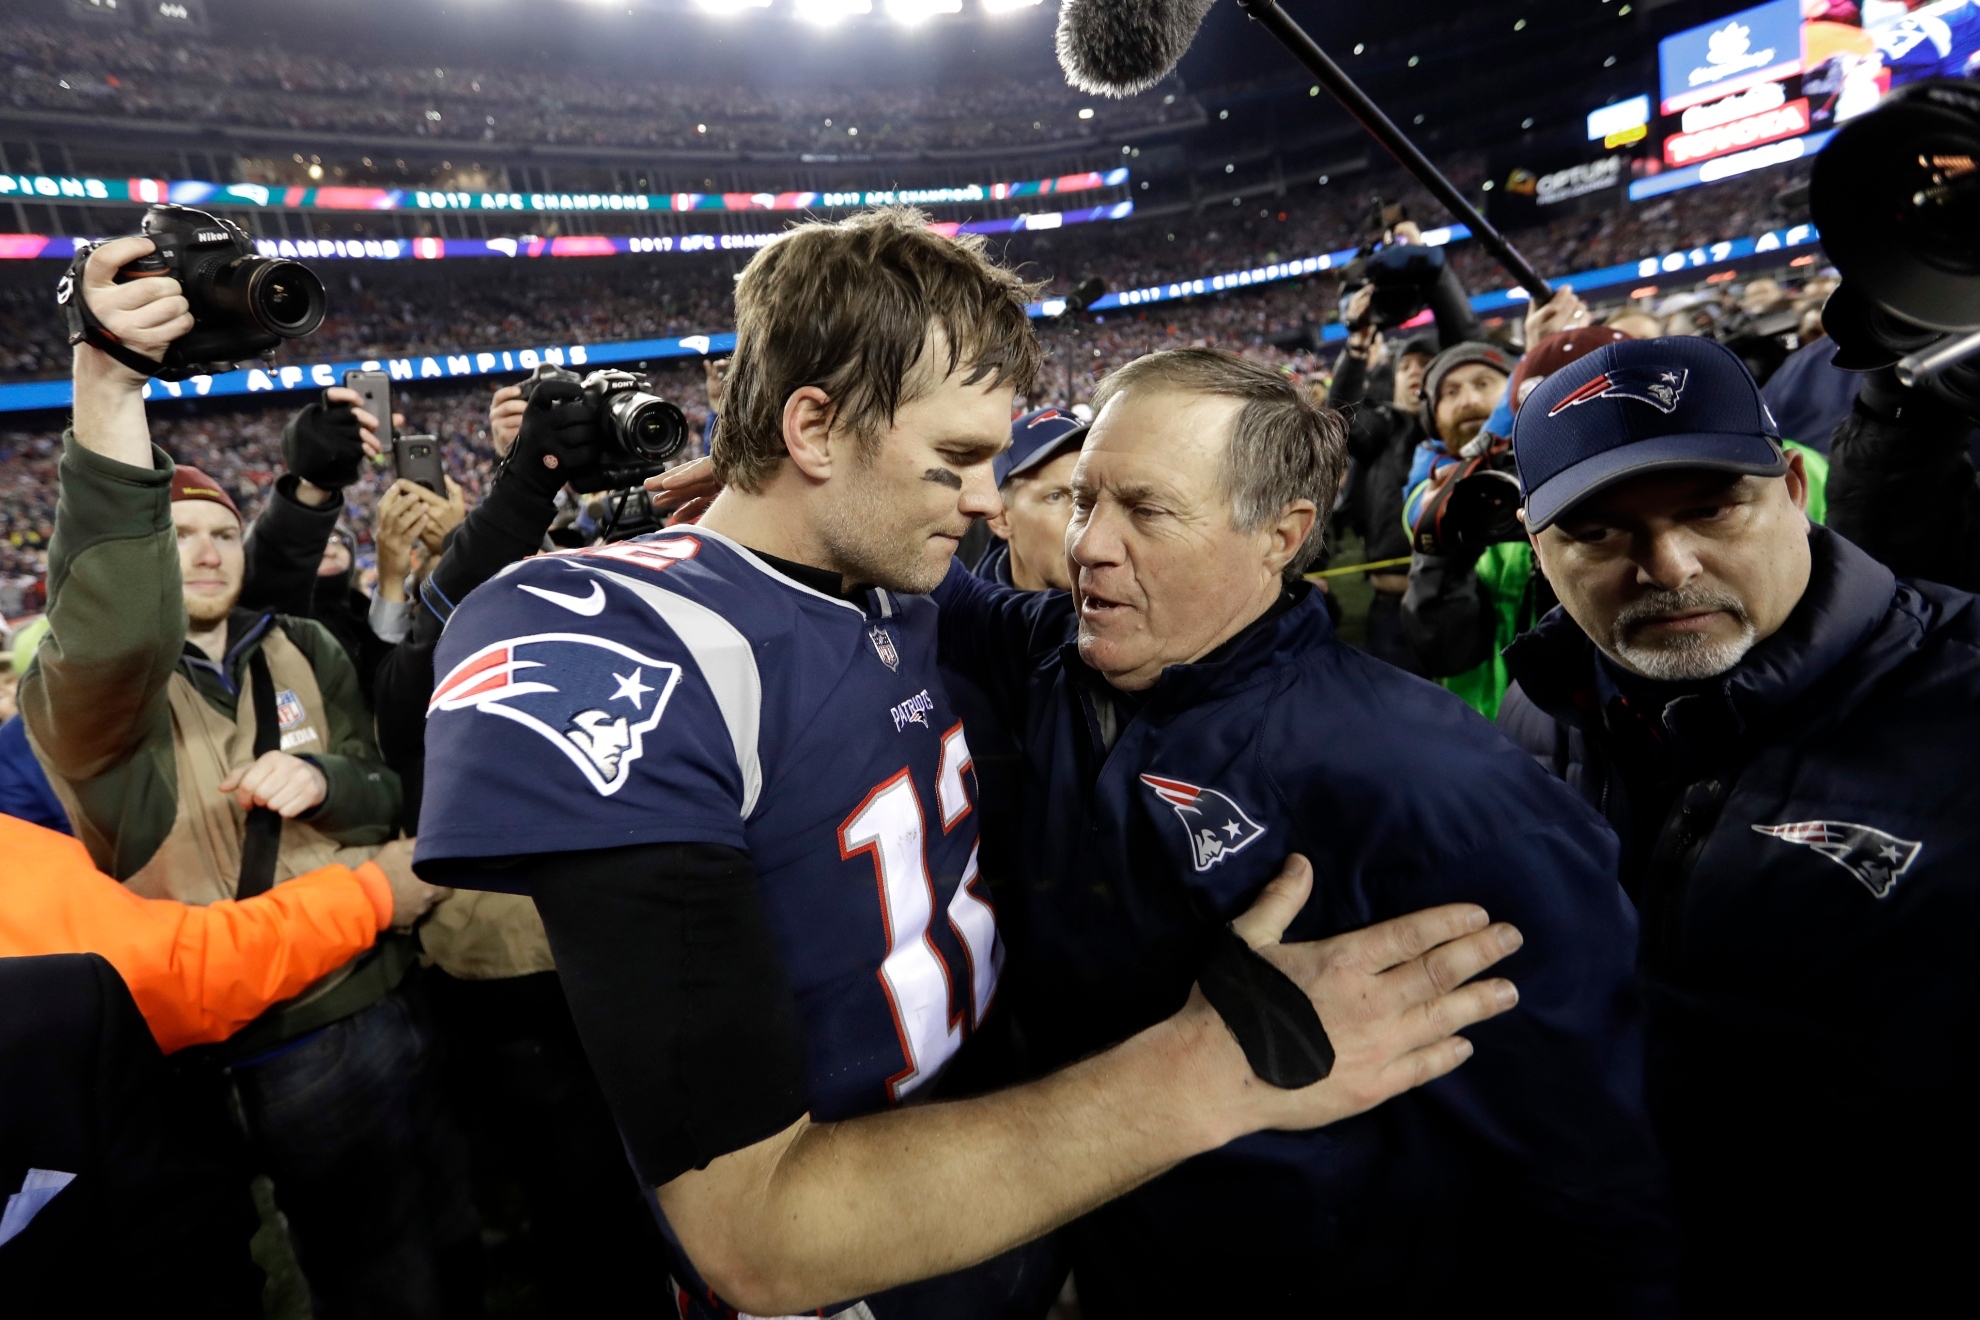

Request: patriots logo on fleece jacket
left=1139, top=774, right=1267, bottom=872
left=1753, top=820, right=1923, bottom=899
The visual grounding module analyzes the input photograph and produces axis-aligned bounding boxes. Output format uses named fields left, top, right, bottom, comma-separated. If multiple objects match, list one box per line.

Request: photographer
left=1397, top=337, right=1520, bottom=715
left=1826, top=369, right=1980, bottom=592
left=367, top=476, right=465, bottom=647
left=1328, top=304, right=1438, bottom=674
left=237, top=389, right=411, bottom=705
left=371, top=374, right=673, bottom=1310
left=26, top=236, right=478, bottom=1319
left=1341, top=211, right=1483, bottom=348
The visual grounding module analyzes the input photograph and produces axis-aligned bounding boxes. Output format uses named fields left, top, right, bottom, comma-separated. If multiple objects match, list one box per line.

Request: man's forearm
left=667, top=1003, right=1245, bottom=1314
left=241, top=475, right=342, bottom=614
left=71, top=347, right=156, bottom=468
left=1428, top=263, right=1480, bottom=349
left=426, top=477, right=558, bottom=609
left=1328, top=347, right=1370, bottom=408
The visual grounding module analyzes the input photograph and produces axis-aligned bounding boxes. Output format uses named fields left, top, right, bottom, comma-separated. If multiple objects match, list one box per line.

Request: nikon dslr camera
left=57, top=204, right=326, bottom=381
left=517, top=362, right=690, bottom=493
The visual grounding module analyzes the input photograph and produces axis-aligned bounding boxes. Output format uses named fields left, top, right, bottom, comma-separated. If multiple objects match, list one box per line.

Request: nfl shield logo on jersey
left=430, top=633, right=684, bottom=795
left=1140, top=774, right=1267, bottom=872
left=868, top=626, right=900, bottom=672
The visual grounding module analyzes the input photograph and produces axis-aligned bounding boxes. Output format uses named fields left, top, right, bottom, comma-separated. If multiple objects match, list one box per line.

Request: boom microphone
left=1057, top=0, right=1215, bottom=96
left=1057, top=0, right=1554, bottom=303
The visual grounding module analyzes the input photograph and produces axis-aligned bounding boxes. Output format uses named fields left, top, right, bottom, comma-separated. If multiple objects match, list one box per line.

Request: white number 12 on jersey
left=839, top=728, right=1002, bottom=1101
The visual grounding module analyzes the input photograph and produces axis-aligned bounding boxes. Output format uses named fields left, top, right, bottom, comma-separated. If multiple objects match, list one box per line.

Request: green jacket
left=21, top=434, right=400, bottom=882
left=1403, top=441, right=1831, bottom=721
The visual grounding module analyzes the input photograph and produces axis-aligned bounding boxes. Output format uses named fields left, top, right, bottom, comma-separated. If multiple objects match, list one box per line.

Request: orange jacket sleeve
left=0, top=815, right=389, bottom=1053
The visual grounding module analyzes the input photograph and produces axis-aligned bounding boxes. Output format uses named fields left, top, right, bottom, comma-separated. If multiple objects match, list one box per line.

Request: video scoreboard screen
left=1654, top=0, right=1980, bottom=174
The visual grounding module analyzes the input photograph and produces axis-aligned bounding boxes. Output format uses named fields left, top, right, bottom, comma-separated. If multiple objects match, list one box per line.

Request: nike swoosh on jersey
left=518, top=580, right=607, bottom=615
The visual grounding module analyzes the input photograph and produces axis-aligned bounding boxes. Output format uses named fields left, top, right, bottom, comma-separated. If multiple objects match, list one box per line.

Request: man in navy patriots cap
left=976, top=406, right=1087, bottom=590
left=1499, top=335, right=1980, bottom=1311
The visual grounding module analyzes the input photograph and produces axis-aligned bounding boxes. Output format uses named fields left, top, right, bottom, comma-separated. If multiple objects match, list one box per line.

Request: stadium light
left=982, top=0, right=1044, bottom=11
left=796, top=0, right=871, bottom=22
left=887, top=0, right=961, bottom=20
left=694, top=0, right=769, bottom=12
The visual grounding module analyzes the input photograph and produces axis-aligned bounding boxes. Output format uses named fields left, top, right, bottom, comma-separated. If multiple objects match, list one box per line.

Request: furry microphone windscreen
left=1056, top=0, right=1219, bottom=97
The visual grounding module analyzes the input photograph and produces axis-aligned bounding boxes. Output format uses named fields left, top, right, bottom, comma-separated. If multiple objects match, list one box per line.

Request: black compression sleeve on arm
left=425, top=476, right=559, bottom=612
left=521, top=841, right=810, bottom=1187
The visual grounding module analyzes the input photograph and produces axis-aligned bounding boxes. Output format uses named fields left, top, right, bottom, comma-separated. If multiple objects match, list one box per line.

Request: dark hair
left=1091, top=348, right=1348, bottom=576
left=715, top=208, right=1043, bottom=493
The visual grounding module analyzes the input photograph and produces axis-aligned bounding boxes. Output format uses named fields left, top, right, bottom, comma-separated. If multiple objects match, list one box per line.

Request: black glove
left=501, top=378, right=600, bottom=498
left=283, top=397, right=368, bottom=491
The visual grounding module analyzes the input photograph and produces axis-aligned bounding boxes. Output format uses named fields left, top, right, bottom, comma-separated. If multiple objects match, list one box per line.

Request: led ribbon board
left=0, top=202, right=1136, bottom=264
left=0, top=223, right=1826, bottom=413
left=0, top=168, right=1128, bottom=214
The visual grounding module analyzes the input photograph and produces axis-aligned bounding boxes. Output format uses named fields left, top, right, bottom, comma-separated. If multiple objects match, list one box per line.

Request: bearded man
left=1498, top=336, right=1980, bottom=1314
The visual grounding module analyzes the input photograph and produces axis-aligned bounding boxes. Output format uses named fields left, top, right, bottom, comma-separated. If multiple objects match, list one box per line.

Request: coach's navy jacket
left=1498, top=527, right=1980, bottom=1310
left=934, top=564, right=1674, bottom=1317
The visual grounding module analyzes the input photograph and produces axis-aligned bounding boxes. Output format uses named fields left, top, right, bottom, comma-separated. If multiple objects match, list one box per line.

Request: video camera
left=1337, top=200, right=1448, bottom=331
left=1812, top=78, right=1980, bottom=420
left=516, top=362, right=691, bottom=494
left=1409, top=434, right=1522, bottom=559
left=57, top=204, right=326, bottom=381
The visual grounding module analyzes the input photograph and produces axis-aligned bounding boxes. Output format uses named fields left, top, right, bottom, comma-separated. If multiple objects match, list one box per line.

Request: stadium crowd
left=4, top=181, right=1976, bottom=1317
left=0, top=163, right=1806, bottom=384
left=4, top=9, right=1979, bottom=1305
left=1, top=19, right=1195, bottom=157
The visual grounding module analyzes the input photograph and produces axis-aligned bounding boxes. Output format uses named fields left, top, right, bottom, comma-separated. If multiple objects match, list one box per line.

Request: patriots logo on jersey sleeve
left=1547, top=366, right=1689, bottom=417
left=1753, top=820, right=1922, bottom=899
left=430, top=633, right=683, bottom=796
left=1140, top=774, right=1266, bottom=872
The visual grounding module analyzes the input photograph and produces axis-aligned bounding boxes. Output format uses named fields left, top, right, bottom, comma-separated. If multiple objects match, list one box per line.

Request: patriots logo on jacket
left=1547, top=366, right=1689, bottom=417
left=1140, top=774, right=1266, bottom=873
left=430, top=633, right=683, bottom=796
left=1753, top=820, right=1922, bottom=899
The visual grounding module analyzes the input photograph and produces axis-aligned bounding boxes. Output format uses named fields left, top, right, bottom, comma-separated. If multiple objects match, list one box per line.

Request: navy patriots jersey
left=415, top=528, right=1058, bottom=1319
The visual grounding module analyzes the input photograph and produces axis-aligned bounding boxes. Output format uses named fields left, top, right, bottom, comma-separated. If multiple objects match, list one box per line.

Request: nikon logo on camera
left=195, top=230, right=229, bottom=243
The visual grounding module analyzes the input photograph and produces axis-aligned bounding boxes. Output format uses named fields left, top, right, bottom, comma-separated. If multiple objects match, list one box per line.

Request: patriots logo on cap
left=430, top=632, right=683, bottom=795
left=1753, top=820, right=1923, bottom=899
left=1548, top=366, right=1690, bottom=417
left=1140, top=774, right=1266, bottom=873
left=1026, top=409, right=1066, bottom=428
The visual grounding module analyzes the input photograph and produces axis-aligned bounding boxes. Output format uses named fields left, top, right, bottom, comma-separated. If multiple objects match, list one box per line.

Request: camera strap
left=235, top=646, right=285, bottom=901
left=56, top=244, right=192, bottom=382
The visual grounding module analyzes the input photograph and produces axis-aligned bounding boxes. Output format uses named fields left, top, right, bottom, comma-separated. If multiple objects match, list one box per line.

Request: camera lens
left=1895, top=143, right=1979, bottom=279
left=245, top=259, right=327, bottom=337
left=1814, top=80, right=1980, bottom=333
left=606, top=390, right=688, bottom=462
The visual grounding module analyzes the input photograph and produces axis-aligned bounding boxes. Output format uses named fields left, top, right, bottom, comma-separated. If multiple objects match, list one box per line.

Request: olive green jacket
left=21, top=433, right=400, bottom=882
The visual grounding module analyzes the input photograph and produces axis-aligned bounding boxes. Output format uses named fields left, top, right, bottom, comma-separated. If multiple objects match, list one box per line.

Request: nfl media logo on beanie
left=1512, top=337, right=1787, bottom=531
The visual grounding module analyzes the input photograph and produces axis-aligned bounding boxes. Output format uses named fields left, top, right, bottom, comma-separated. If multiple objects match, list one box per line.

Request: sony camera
left=516, top=362, right=690, bottom=494
left=1338, top=202, right=1447, bottom=331
left=57, top=203, right=325, bottom=381
left=1811, top=78, right=1980, bottom=420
